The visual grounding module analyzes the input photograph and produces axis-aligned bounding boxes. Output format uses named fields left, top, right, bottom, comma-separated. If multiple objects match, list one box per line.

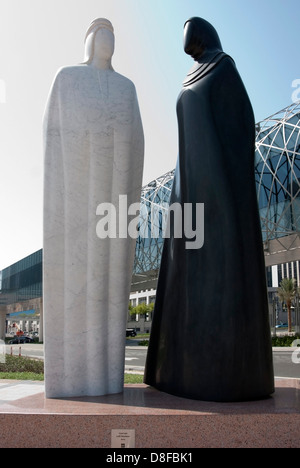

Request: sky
left=0, top=0, right=299, bottom=270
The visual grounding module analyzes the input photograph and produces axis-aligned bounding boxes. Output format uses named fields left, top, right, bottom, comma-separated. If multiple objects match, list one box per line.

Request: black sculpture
left=144, top=17, right=274, bottom=402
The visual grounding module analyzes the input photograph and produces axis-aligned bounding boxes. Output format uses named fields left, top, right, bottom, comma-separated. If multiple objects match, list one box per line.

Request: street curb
left=126, top=346, right=148, bottom=350
left=273, top=347, right=300, bottom=351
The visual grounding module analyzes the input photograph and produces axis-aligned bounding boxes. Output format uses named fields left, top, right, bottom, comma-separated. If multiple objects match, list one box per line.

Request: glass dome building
left=132, top=101, right=300, bottom=291
left=255, top=101, right=300, bottom=247
left=132, top=169, right=174, bottom=291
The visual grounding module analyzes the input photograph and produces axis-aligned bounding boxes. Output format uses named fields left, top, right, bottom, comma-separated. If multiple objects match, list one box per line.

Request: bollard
left=19, top=347, right=21, bottom=357
left=11, top=346, right=13, bottom=356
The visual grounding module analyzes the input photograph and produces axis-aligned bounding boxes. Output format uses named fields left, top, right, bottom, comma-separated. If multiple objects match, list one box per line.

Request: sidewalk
left=0, top=380, right=45, bottom=402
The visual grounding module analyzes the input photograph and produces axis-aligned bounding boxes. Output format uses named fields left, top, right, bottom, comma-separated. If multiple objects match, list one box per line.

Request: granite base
left=0, top=379, right=299, bottom=448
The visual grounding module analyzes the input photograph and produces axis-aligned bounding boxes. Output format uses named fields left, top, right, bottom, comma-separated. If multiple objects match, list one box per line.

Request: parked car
left=275, top=323, right=288, bottom=329
left=126, top=328, right=137, bottom=337
left=8, top=336, right=35, bottom=344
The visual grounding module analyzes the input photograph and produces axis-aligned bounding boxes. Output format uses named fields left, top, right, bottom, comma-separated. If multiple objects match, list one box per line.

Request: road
left=124, top=346, right=147, bottom=373
left=5, top=343, right=45, bottom=360
left=273, top=348, right=300, bottom=378
left=4, top=342, right=147, bottom=374
left=4, top=343, right=300, bottom=379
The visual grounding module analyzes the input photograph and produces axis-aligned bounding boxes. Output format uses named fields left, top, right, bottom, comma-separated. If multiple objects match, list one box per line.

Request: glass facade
left=133, top=101, right=300, bottom=281
left=133, top=170, right=174, bottom=276
left=255, top=101, right=300, bottom=242
left=0, top=250, right=42, bottom=305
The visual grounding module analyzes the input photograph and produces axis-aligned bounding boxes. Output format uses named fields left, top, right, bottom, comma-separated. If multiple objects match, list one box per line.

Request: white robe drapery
left=43, top=65, right=144, bottom=398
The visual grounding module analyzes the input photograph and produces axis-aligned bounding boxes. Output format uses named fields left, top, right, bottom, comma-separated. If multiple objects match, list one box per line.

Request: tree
left=277, top=278, right=297, bottom=333
left=128, top=303, right=134, bottom=321
left=129, top=303, right=154, bottom=321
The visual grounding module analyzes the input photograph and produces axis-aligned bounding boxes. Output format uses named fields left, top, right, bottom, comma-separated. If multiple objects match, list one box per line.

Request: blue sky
left=0, top=0, right=299, bottom=269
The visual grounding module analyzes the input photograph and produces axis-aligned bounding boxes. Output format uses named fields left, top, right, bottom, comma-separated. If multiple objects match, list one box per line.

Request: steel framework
left=132, top=101, right=300, bottom=289
left=255, top=101, right=300, bottom=251
left=131, top=169, right=174, bottom=290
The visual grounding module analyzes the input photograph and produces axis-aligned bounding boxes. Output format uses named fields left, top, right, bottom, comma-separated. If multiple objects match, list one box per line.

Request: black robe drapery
left=144, top=18, right=274, bottom=402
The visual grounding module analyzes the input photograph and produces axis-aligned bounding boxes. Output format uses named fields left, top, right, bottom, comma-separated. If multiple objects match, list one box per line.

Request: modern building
left=255, top=101, right=300, bottom=327
left=0, top=250, right=43, bottom=340
left=1, top=101, right=300, bottom=337
left=256, top=101, right=300, bottom=276
left=130, top=101, right=300, bottom=330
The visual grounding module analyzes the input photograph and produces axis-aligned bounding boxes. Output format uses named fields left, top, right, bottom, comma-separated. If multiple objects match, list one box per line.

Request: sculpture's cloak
left=144, top=18, right=274, bottom=402
left=43, top=65, right=144, bottom=398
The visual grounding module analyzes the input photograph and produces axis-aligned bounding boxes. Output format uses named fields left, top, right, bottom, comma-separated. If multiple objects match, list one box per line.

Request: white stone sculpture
left=43, top=18, right=144, bottom=398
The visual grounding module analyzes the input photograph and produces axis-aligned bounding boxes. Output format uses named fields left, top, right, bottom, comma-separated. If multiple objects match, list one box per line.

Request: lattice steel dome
left=255, top=101, right=300, bottom=245
left=132, top=101, right=300, bottom=286
left=133, top=169, right=174, bottom=276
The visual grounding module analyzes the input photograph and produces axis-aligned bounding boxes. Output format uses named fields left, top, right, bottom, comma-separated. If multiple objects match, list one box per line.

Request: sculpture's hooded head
left=184, top=17, right=223, bottom=61
left=182, top=17, right=230, bottom=87
left=83, top=18, right=115, bottom=68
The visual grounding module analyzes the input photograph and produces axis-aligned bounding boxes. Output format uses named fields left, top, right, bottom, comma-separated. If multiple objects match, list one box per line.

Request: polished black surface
left=144, top=17, right=274, bottom=402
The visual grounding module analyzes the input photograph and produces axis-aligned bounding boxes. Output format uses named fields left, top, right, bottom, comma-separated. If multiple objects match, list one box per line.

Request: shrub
left=0, top=355, right=44, bottom=374
left=138, top=340, right=149, bottom=346
left=272, top=334, right=300, bottom=347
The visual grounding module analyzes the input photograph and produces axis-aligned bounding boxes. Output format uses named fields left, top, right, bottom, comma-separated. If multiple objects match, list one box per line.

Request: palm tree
left=277, top=278, right=297, bottom=333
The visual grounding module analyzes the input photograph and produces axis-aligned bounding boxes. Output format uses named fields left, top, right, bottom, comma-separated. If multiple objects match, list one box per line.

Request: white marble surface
left=0, top=382, right=45, bottom=401
left=43, top=20, right=144, bottom=398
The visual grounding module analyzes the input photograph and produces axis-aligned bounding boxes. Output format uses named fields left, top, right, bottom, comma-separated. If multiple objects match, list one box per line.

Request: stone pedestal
left=0, top=379, right=299, bottom=448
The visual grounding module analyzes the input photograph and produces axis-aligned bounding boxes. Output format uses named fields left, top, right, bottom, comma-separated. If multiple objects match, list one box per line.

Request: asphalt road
left=4, top=343, right=300, bottom=379
left=124, top=346, right=147, bottom=373
left=273, top=348, right=300, bottom=378
left=4, top=342, right=148, bottom=373
left=5, top=343, right=45, bottom=360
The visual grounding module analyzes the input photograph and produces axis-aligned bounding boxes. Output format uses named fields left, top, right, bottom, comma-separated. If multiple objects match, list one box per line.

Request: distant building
left=0, top=250, right=42, bottom=340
